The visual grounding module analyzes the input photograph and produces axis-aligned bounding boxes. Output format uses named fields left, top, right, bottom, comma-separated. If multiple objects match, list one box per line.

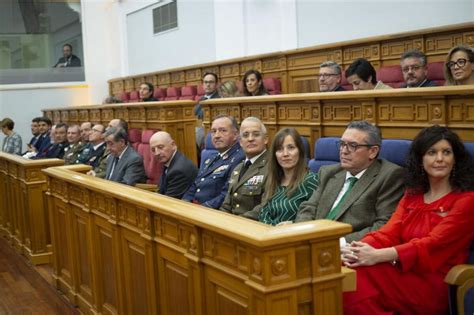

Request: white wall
left=0, top=84, right=89, bottom=151
left=296, top=0, right=474, bottom=47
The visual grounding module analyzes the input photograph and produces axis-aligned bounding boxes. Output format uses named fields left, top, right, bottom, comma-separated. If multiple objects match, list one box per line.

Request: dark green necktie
left=326, top=177, right=358, bottom=220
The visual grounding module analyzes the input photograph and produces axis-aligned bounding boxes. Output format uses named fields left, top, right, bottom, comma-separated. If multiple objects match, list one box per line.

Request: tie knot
left=347, top=177, right=358, bottom=186
left=245, top=160, right=252, bottom=167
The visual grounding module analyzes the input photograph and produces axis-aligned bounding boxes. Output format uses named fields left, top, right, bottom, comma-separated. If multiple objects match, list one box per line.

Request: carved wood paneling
left=124, top=78, right=134, bottom=92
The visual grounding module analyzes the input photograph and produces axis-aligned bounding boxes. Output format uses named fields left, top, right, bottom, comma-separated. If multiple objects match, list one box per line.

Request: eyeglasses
left=338, top=140, right=376, bottom=152
left=203, top=80, right=216, bottom=85
left=401, top=65, right=423, bottom=73
left=240, top=131, right=264, bottom=139
left=446, top=58, right=469, bottom=69
left=316, top=73, right=339, bottom=79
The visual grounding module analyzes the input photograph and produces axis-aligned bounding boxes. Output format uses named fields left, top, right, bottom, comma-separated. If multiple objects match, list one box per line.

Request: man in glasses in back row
left=400, top=49, right=437, bottom=88
left=296, top=120, right=404, bottom=243
left=318, top=61, right=346, bottom=92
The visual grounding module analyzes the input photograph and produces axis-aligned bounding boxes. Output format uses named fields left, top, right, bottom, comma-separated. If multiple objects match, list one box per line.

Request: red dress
left=343, top=190, right=474, bottom=315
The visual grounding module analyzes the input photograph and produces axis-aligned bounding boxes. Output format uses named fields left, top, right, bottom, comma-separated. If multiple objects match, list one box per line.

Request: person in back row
left=444, top=45, right=474, bottom=86
left=139, top=82, right=159, bottom=102
left=219, top=80, right=240, bottom=97
left=342, top=125, right=474, bottom=315
left=220, top=117, right=269, bottom=215
left=346, top=58, right=392, bottom=90
left=318, top=61, right=346, bottom=92
left=149, top=131, right=198, bottom=199
left=104, top=127, right=146, bottom=186
left=296, top=120, right=405, bottom=242
left=400, top=49, right=437, bottom=88
left=182, top=115, right=244, bottom=209
left=1, top=118, right=22, bottom=155
left=243, top=128, right=318, bottom=225
left=242, top=70, right=268, bottom=96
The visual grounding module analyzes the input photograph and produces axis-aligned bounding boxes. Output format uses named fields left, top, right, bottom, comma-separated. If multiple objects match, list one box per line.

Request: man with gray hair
left=400, top=49, right=437, bottom=88
left=220, top=117, right=268, bottom=215
left=296, top=120, right=404, bottom=242
left=103, top=127, right=146, bottom=186
left=318, top=61, right=345, bottom=92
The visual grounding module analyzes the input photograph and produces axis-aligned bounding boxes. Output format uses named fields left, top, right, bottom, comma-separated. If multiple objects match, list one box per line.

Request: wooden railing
left=42, top=100, right=198, bottom=165
left=0, top=153, right=64, bottom=265
left=108, top=23, right=474, bottom=95
left=201, top=85, right=474, bottom=154
left=44, top=165, right=352, bottom=315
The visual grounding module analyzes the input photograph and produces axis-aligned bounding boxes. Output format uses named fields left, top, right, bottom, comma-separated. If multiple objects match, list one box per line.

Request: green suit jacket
left=220, top=151, right=268, bottom=215
left=296, top=159, right=405, bottom=242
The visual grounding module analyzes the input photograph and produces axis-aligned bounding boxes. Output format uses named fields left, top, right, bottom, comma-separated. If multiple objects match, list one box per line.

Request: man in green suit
left=220, top=117, right=268, bottom=216
left=296, top=121, right=405, bottom=242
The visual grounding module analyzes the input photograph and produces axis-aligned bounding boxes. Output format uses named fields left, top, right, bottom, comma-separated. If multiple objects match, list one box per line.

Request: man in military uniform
left=63, top=125, right=84, bottom=165
left=182, top=115, right=244, bottom=209
left=220, top=117, right=268, bottom=215
left=75, top=124, right=106, bottom=168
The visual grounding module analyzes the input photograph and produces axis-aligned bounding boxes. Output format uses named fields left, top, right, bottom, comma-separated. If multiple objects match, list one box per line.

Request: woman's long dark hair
left=405, top=125, right=474, bottom=193
left=262, top=128, right=308, bottom=202
left=242, top=69, right=268, bottom=96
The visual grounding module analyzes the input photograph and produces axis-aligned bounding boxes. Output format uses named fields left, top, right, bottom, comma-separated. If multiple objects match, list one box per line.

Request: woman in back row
left=444, top=45, right=474, bottom=86
left=242, top=69, right=268, bottom=96
left=342, top=125, right=474, bottom=314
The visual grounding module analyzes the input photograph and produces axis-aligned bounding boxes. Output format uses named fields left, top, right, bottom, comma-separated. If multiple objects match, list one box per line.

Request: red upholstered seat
left=340, top=72, right=353, bottom=90
left=128, top=128, right=141, bottom=151
left=119, top=92, right=130, bottom=103
left=237, top=81, right=244, bottom=94
left=153, top=87, right=167, bottom=100
left=179, top=86, right=197, bottom=100
left=164, top=87, right=181, bottom=101
left=129, top=90, right=140, bottom=102
left=263, top=78, right=281, bottom=95
left=195, top=85, right=205, bottom=101
left=377, top=66, right=404, bottom=88
left=427, top=62, right=445, bottom=86
left=137, top=129, right=162, bottom=185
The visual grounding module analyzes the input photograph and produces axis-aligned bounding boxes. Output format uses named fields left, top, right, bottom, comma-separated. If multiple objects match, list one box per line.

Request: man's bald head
left=107, top=118, right=128, bottom=132
left=150, top=131, right=177, bottom=164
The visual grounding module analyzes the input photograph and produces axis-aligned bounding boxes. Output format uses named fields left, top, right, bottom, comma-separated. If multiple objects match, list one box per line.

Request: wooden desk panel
left=0, top=153, right=64, bottom=265
left=44, top=165, right=352, bottom=315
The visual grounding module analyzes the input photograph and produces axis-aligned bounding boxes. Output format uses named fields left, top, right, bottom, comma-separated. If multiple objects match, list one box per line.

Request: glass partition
left=0, top=0, right=85, bottom=84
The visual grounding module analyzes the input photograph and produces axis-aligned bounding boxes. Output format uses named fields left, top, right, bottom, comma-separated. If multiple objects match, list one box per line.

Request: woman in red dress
left=342, top=125, right=474, bottom=315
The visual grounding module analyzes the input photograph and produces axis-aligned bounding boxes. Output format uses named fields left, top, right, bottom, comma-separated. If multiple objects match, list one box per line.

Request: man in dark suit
left=318, top=61, right=346, bottom=92
left=103, top=127, right=146, bottom=186
left=183, top=115, right=244, bottom=209
left=400, top=50, right=437, bottom=88
left=139, top=82, right=159, bottom=102
left=54, top=43, right=82, bottom=68
left=149, top=131, right=198, bottom=199
left=220, top=117, right=268, bottom=215
left=296, top=121, right=405, bottom=242
left=36, top=123, right=68, bottom=159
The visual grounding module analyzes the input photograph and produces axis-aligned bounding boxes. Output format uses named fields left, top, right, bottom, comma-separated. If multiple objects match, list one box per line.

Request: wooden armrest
left=444, top=264, right=474, bottom=285
left=135, top=183, right=157, bottom=192
left=342, top=267, right=356, bottom=292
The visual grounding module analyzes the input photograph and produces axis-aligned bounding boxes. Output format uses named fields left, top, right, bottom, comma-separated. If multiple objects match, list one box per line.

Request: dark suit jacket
left=182, top=142, right=244, bottom=209
left=105, top=146, right=146, bottom=186
left=36, top=132, right=51, bottom=152
left=334, top=85, right=346, bottom=91
left=54, top=55, right=82, bottom=67
left=400, top=79, right=437, bottom=88
left=159, top=150, right=198, bottom=199
left=195, top=91, right=221, bottom=119
left=220, top=151, right=268, bottom=215
left=296, top=159, right=405, bottom=242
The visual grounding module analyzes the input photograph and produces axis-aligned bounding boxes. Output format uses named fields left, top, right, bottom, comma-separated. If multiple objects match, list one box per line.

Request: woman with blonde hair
left=444, top=45, right=474, bottom=85
left=219, top=80, right=240, bottom=97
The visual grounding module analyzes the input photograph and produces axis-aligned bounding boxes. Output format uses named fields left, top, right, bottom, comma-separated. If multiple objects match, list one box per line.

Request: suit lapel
left=318, top=170, right=346, bottom=218
left=333, top=160, right=381, bottom=221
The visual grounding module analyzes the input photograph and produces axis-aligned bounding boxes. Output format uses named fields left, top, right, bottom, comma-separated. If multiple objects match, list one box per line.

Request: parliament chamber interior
left=1, top=1, right=474, bottom=314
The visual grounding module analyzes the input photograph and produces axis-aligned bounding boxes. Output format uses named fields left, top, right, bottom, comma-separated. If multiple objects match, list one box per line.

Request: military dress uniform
left=63, top=142, right=84, bottom=165
left=75, top=142, right=107, bottom=168
left=220, top=151, right=268, bottom=215
left=182, top=143, right=244, bottom=209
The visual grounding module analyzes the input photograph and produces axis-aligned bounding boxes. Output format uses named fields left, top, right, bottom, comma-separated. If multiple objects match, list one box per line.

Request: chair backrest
left=119, top=91, right=130, bottom=103
left=137, top=129, right=162, bottom=184
left=200, top=132, right=218, bottom=169
left=340, top=72, right=353, bottom=91
left=377, top=65, right=404, bottom=88
left=153, top=87, right=167, bottom=100
left=179, top=85, right=197, bottom=100
left=308, top=137, right=340, bottom=173
left=427, top=61, right=445, bottom=86
left=300, top=136, right=311, bottom=161
left=464, top=142, right=474, bottom=159
left=195, top=85, right=205, bottom=101
left=129, top=90, right=140, bottom=102
left=164, top=87, right=181, bottom=101
left=263, top=78, right=281, bottom=95
left=379, top=139, right=412, bottom=167
left=128, top=128, right=142, bottom=151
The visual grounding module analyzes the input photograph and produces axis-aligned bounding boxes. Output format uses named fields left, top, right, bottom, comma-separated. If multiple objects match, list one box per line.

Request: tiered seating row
left=109, top=23, right=474, bottom=96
